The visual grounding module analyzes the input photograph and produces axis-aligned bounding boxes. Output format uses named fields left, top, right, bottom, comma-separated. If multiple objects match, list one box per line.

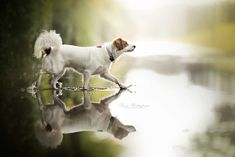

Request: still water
left=113, top=55, right=235, bottom=157
left=13, top=42, right=235, bottom=157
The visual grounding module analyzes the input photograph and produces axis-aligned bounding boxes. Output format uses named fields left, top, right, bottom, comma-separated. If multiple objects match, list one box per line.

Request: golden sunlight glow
left=117, top=0, right=220, bottom=11
left=118, top=0, right=157, bottom=11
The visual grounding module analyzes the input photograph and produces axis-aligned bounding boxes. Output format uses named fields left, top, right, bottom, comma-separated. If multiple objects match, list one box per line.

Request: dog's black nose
left=133, top=45, right=136, bottom=48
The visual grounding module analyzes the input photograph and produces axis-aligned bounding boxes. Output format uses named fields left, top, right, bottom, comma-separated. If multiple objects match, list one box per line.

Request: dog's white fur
left=34, top=90, right=136, bottom=148
left=34, top=30, right=136, bottom=89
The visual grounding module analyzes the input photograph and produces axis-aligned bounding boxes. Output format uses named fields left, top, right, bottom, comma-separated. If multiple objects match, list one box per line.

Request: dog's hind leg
left=51, top=69, right=66, bottom=89
left=36, top=70, right=43, bottom=88
left=83, top=90, right=92, bottom=109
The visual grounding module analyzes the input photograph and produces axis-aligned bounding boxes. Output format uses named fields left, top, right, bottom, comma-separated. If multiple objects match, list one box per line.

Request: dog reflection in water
left=34, top=89, right=136, bottom=148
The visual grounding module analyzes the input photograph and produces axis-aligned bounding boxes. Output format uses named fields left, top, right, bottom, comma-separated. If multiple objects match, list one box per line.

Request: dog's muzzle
left=127, top=45, right=136, bottom=52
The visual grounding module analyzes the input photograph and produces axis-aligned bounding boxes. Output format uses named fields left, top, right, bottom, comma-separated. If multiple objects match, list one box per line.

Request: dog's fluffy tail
left=34, top=30, right=62, bottom=59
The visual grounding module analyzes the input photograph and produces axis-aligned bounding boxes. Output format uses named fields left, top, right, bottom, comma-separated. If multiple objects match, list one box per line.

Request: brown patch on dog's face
left=96, top=45, right=102, bottom=48
left=113, top=38, right=129, bottom=50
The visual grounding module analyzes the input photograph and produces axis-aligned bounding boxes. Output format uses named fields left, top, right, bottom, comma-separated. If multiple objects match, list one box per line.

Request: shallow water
left=4, top=53, right=235, bottom=157
left=123, top=55, right=235, bottom=157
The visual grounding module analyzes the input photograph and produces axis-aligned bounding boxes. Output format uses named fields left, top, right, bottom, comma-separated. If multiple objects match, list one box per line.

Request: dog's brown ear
left=113, top=38, right=123, bottom=50
left=113, top=38, right=129, bottom=50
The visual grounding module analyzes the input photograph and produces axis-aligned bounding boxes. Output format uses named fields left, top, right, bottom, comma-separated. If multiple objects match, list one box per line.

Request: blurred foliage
left=181, top=23, right=235, bottom=54
left=192, top=103, right=235, bottom=157
left=179, top=1, right=235, bottom=54
left=50, top=0, right=126, bottom=45
left=213, top=59, right=235, bottom=72
left=79, top=132, right=123, bottom=157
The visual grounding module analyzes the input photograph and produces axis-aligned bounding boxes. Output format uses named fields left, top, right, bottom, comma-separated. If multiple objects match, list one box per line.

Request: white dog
left=34, top=30, right=136, bottom=89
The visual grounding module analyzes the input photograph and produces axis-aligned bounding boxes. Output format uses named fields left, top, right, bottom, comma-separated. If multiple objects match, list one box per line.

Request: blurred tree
left=179, top=1, right=235, bottom=54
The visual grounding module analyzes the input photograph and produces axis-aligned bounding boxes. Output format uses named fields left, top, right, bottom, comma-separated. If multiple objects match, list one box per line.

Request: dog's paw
left=119, top=84, right=127, bottom=90
left=57, top=82, right=63, bottom=89
left=81, top=87, right=89, bottom=90
left=53, top=81, right=63, bottom=89
left=56, top=89, right=63, bottom=96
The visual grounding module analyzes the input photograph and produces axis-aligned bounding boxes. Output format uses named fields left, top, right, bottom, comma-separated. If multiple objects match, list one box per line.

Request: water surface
left=4, top=45, right=235, bottom=157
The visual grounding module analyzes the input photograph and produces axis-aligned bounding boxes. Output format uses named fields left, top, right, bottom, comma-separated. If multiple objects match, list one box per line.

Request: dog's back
left=60, top=44, right=109, bottom=73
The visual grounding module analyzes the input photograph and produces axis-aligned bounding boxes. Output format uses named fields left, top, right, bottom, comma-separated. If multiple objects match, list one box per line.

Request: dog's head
left=109, top=117, right=136, bottom=140
left=112, top=38, right=136, bottom=53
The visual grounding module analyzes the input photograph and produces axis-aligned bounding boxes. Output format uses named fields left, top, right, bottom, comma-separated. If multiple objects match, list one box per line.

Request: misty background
left=1, top=0, right=235, bottom=157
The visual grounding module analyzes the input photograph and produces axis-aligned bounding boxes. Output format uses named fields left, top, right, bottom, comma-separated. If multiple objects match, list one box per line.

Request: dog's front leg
left=83, top=71, right=91, bottom=90
left=100, top=72, right=126, bottom=89
left=100, top=89, right=125, bottom=106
